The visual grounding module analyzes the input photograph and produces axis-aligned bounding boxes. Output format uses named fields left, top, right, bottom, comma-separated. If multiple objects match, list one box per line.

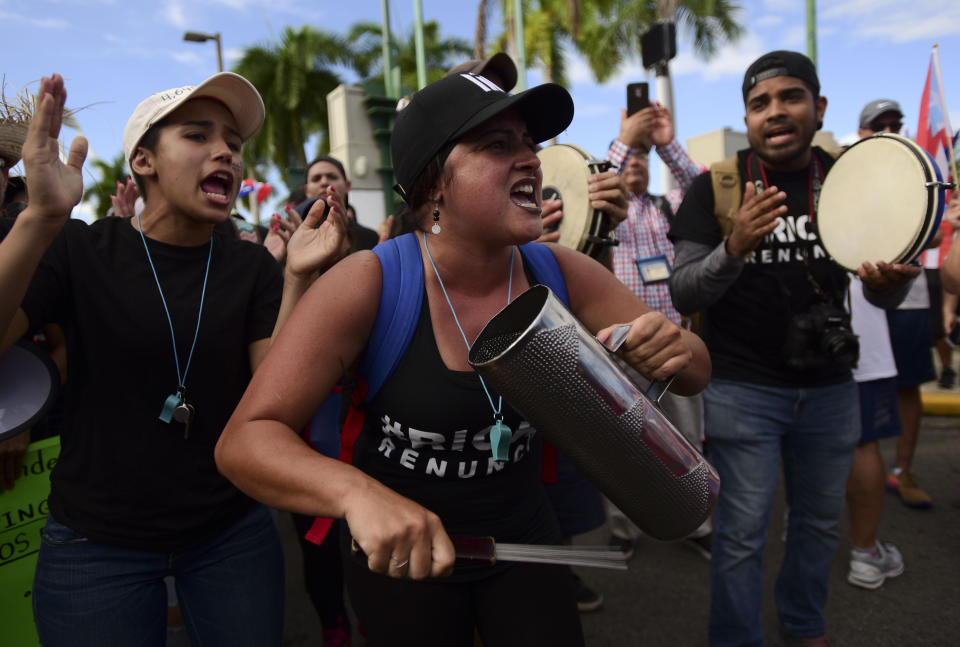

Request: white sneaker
left=847, top=542, right=904, bottom=590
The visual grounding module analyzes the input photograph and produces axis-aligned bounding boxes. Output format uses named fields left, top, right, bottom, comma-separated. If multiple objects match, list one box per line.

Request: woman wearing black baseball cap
left=218, top=72, right=710, bottom=646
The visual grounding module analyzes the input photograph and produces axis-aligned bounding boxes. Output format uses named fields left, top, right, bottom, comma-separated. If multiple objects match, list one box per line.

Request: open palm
left=285, top=192, right=349, bottom=278
left=23, top=75, right=87, bottom=227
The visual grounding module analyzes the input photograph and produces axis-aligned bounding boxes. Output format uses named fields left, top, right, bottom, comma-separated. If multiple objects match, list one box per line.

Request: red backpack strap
left=541, top=440, right=559, bottom=483
left=304, top=516, right=335, bottom=545
left=337, top=377, right=368, bottom=465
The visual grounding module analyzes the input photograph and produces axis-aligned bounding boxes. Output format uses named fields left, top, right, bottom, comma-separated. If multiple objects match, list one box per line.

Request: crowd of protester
left=0, top=47, right=955, bottom=647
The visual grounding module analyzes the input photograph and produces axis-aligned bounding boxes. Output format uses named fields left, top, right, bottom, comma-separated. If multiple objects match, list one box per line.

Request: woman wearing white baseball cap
left=0, top=72, right=346, bottom=645
left=216, top=72, right=710, bottom=645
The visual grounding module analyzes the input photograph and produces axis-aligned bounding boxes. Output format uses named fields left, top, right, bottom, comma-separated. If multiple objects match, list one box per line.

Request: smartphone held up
left=626, top=82, right=649, bottom=116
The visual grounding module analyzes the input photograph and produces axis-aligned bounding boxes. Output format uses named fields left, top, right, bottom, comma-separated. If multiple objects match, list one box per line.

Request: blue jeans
left=704, top=379, right=859, bottom=646
left=33, top=503, right=284, bottom=647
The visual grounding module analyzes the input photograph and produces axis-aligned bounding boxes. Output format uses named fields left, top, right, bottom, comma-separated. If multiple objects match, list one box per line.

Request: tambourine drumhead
left=538, top=143, right=612, bottom=257
left=0, top=340, right=59, bottom=442
left=818, top=133, right=945, bottom=271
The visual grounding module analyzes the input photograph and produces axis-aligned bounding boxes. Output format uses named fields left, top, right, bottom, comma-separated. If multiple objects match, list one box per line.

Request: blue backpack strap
left=359, top=232, right=425, bottom=402
left=519, top=241, right=569, bottom=308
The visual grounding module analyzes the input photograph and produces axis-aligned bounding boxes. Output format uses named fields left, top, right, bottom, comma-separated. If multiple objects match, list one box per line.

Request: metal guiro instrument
left=468, top=285, right=720, bottom=541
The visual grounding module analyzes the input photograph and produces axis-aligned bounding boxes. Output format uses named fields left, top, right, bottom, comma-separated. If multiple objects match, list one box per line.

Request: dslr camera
left=783, top=301, right=859, bottom=371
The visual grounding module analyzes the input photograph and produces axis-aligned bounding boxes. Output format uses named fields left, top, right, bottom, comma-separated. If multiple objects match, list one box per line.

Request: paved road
left=280, top=418, right=960, bottom=647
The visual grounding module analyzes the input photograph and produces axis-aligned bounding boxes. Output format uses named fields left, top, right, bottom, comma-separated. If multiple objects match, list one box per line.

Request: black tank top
left=352, top=292, right=561, bottom=580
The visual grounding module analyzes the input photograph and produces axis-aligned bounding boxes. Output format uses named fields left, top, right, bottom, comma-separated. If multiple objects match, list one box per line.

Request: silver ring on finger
left=390, top=557, right=409, bottom=569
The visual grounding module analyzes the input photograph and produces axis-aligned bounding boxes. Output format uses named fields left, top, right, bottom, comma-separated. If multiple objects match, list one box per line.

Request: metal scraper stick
left=351, top=536, right=628, bottom=570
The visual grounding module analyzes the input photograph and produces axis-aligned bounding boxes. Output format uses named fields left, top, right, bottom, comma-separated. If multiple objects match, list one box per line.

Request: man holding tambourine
left=666, top=51, right=920, bottom=646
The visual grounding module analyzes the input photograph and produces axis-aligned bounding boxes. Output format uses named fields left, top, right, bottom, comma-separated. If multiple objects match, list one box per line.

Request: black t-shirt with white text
left=20, top=217, right=282, bottom=552
left=669, top=148, right=851, bottom=387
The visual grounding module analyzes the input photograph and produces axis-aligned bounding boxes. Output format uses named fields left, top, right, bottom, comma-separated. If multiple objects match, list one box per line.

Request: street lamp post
left=183, top=31, right=223, bottom=73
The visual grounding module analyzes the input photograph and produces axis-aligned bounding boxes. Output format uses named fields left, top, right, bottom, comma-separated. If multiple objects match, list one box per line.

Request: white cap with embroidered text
left=122, top=72, right=264, bottom=168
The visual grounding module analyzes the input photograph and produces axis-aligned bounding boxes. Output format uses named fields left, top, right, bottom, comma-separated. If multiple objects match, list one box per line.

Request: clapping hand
left=110, top=178, right=139, bottom=218
left=264, top=205, right=303, bottom=264
left=284, top=187, right=349, bottom=280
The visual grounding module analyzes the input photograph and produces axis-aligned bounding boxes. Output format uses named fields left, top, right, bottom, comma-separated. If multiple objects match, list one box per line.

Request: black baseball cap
left=445, top=52, right=518, bottom=92
left=391, top=72, right=574, bottom=203
left=742, top=50, right=820, bottom=103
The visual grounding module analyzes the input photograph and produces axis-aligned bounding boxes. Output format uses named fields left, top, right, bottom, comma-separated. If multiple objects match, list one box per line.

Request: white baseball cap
left=122, top=71, right=264, bottom=168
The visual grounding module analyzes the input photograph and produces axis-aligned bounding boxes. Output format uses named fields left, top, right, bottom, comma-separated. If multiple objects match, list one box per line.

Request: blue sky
left=4, top=0, right=959, bottom=221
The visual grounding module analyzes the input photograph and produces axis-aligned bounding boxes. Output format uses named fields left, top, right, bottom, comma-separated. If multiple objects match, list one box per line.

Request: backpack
left=302, top=232, right=570, bottom=544
left=708, top=147, right=837, bottom=235
left=708, top=156, right=742, bottom=239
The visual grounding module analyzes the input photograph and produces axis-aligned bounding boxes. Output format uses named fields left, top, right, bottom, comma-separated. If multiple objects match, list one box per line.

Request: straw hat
left=0, top=118, right=28, bottom=168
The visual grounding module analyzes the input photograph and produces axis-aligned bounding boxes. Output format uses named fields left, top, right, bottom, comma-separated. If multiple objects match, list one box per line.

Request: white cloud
left=575, top=103, right=616, bottom=118
left=0, top=9, right=68, bottom=29
left=31, top=17, right=69, bottom=29
left=762, top=0, right=801, bottom=11
left=162, top=0, right=187, bottom=28
left=670, top=33, right=768, bottom=82
left=780, top=24, right=806, bottom=49
left=837, top=131, right=859, bottom=147
left=754, top=15, right=785, bottom=28
left=821, top=0, right=960, bottom=43
left=171, top=51, right=203, bottom=65
left=72, top=200, right=97, bottom=225
left=224, top=48, right=245, bottom=68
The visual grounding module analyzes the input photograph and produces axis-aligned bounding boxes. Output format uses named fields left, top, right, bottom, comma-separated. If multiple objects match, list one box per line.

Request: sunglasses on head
left=868, top=121, right=902, bottom=133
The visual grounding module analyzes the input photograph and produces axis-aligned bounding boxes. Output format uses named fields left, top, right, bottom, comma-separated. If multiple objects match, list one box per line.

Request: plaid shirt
left=609, top=139, right=705, bottom=325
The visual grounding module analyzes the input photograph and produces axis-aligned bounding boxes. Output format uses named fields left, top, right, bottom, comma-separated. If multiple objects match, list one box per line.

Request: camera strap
left=745, top=150, right=851, bottom=319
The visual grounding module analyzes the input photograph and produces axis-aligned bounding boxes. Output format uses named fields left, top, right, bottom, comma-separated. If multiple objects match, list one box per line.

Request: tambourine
left=817, top=133, right=953, bottom=271
left=0, top=340, right=60, bottom=442
left=538, top=143, right=618, bottom=259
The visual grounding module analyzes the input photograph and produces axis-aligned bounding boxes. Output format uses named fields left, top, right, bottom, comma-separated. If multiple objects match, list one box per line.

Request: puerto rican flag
left=237, top=177, right=273, bottom=204
left=918, top=47, right=955, bottom=268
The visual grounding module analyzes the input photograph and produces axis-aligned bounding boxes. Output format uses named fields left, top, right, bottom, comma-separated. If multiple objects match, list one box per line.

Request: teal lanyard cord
left=136, top=214, right=212, bottom=398
left=422, top=231, right=515, bottom=461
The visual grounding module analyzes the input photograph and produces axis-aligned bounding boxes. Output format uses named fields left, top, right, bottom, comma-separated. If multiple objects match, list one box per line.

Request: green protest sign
left=0, top=435, right=60, bottom=647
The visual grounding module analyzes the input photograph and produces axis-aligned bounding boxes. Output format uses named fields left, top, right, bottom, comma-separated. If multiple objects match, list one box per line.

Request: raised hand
left=284, top=187, right=348, bottom=279
left=109, top=178, right=139, bottom=218
left=618, top=107, right=655, bottom=151
left=589, top=170, right=628, bottom=227
left=377, top=214, right=394, bottom=244
left=536, top=197, right=563, bottom=243
left=647, top=101, right=675, bottom=149
left=725, top=182, right=785, bottom=257
left=264, top=205, right=302, bottom=264
left=21, top=74, right=87, bottom=231
left=0, top=431, right=30, bottom=494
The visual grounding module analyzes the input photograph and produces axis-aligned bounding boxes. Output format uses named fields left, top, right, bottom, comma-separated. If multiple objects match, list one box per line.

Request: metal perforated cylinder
left=469, top=285, right=719, bottom=540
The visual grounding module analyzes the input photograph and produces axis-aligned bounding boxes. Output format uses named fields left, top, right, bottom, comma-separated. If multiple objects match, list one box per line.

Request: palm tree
left=348, top=20, right=472, bottom=94
left=232, top=26, right=353, bottom=177
left=84, top=152, right=127, bottom=220
left=477, top=0, right=743, bottom=85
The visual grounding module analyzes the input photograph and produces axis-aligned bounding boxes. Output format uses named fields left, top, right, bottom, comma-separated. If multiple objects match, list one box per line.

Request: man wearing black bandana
left=667, top=51, right=918, bottom=646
